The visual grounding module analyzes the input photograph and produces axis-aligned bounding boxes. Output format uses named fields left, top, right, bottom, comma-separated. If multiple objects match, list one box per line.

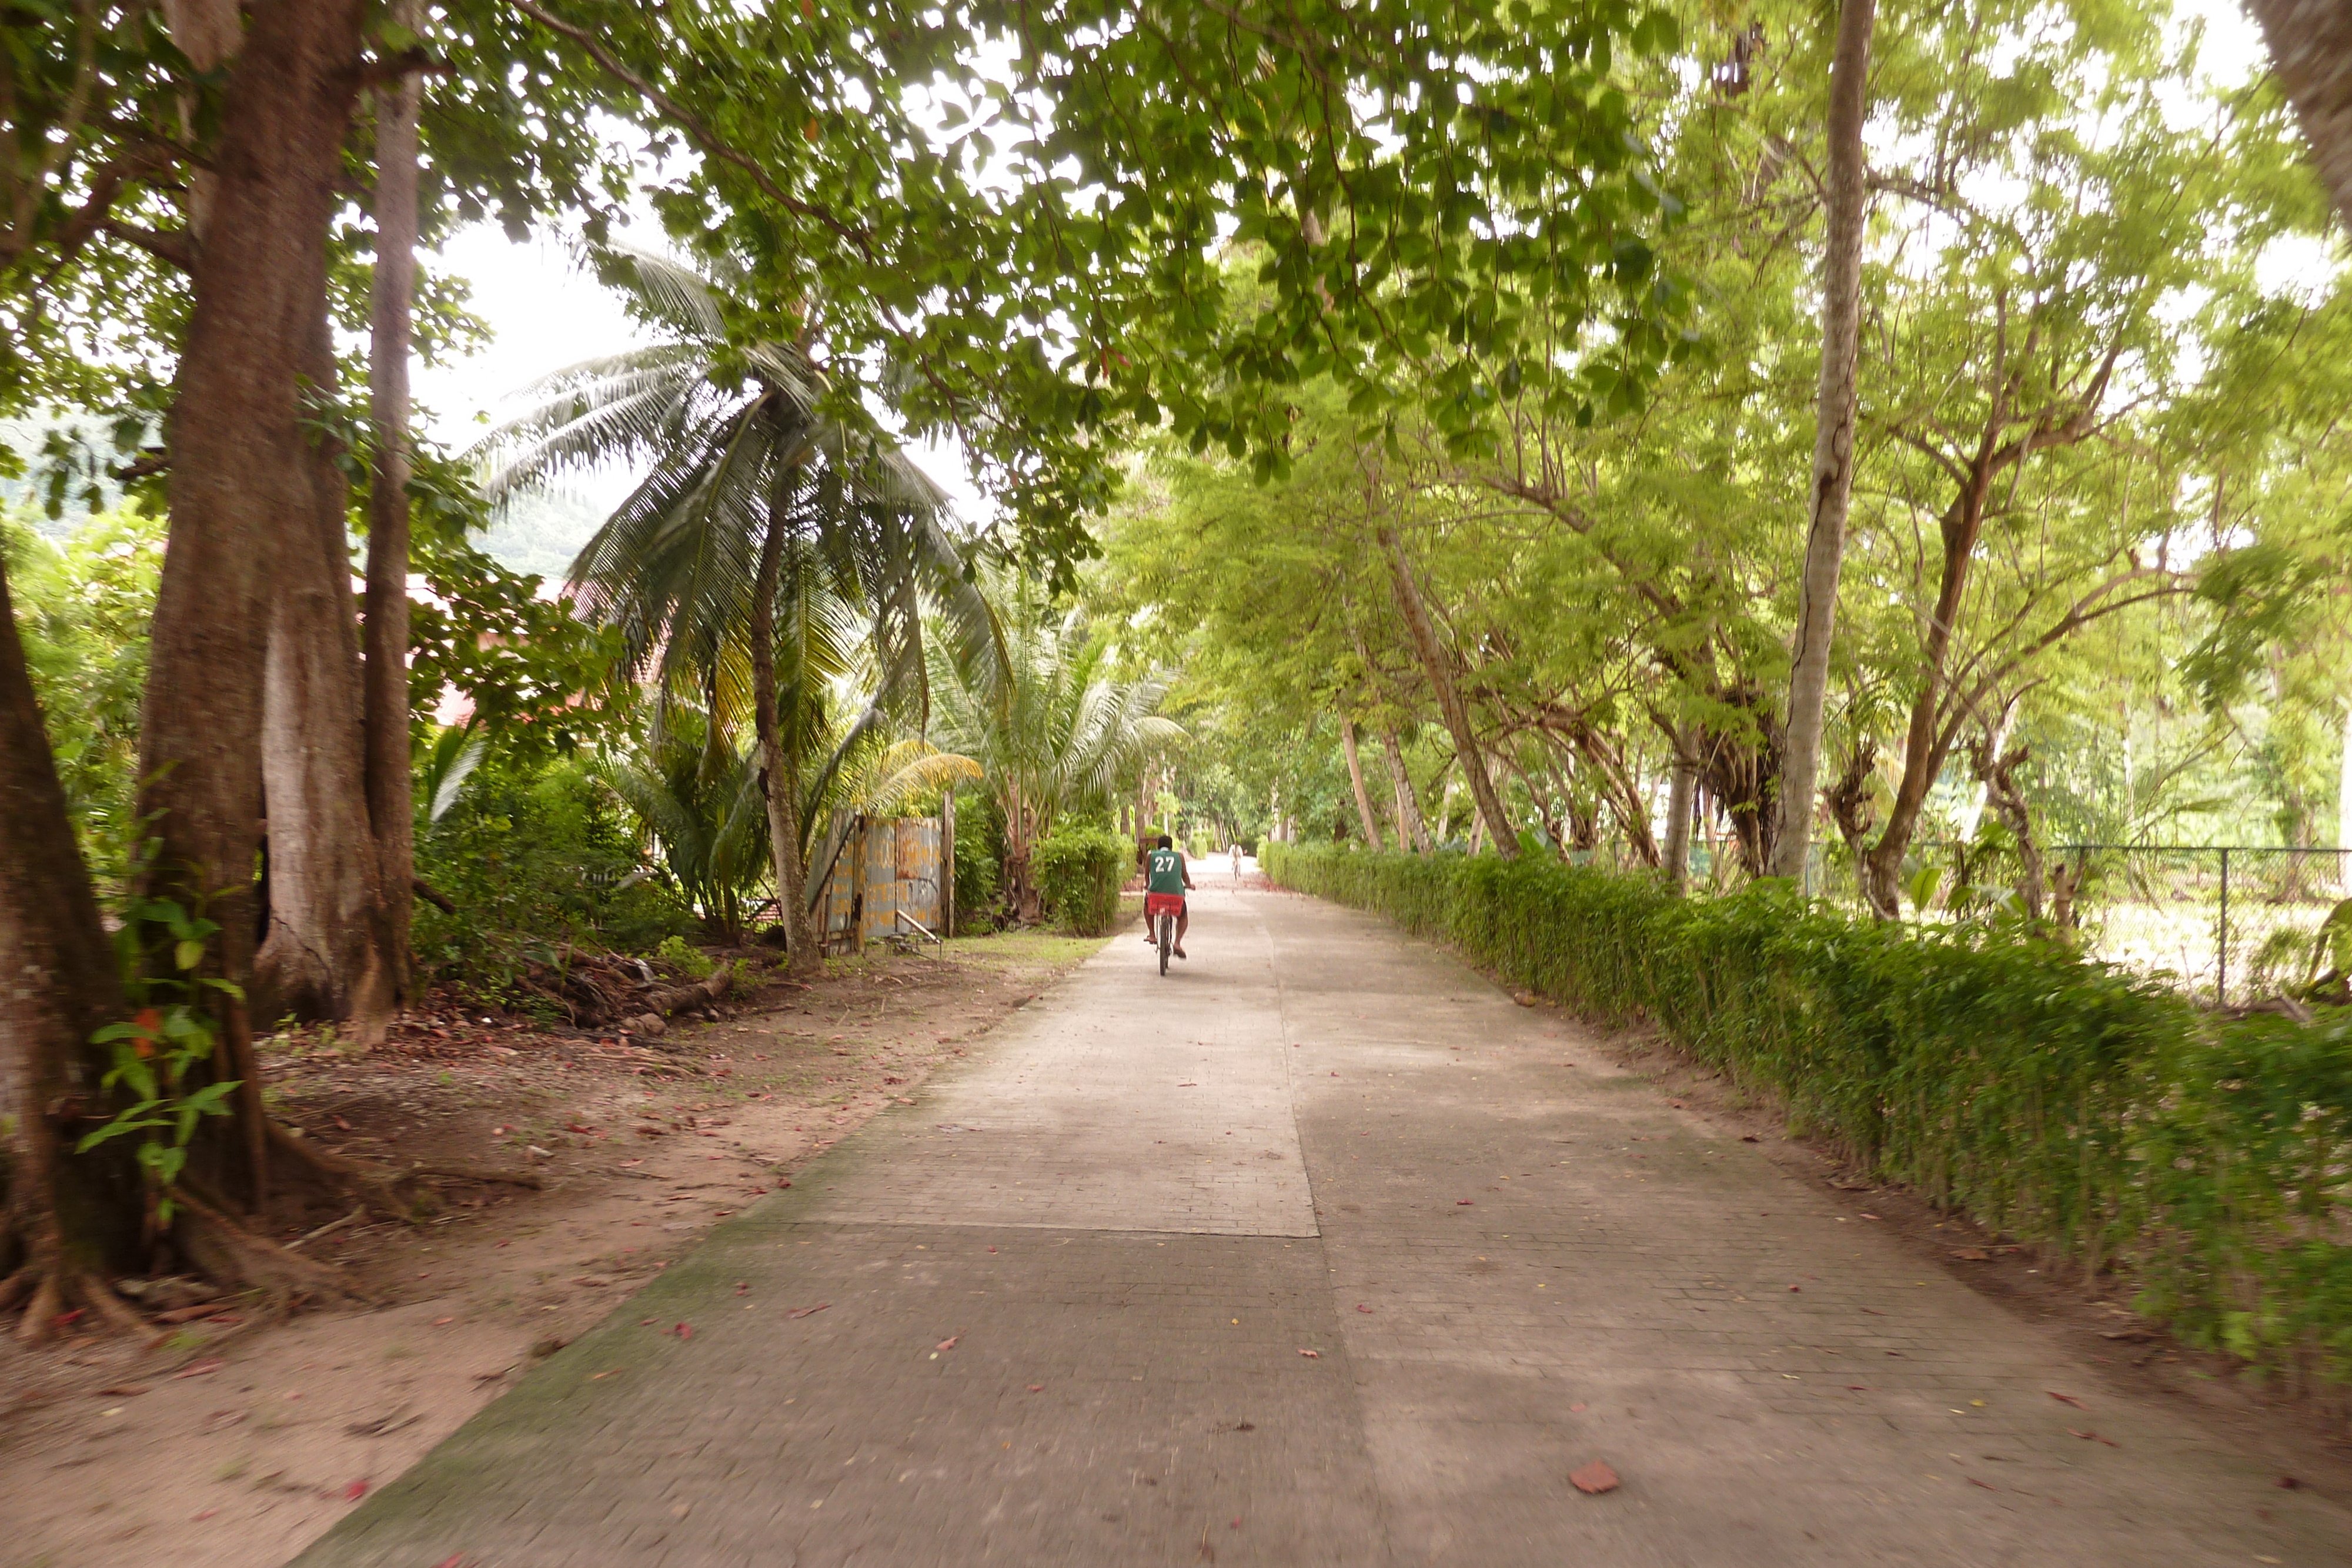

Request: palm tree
left=478, top=246, right=996, bottom=974
left=928, top=586, right=1184, bottom=920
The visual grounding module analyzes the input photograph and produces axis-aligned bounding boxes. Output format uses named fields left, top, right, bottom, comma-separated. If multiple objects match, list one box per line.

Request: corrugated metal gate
left=816, top=814, right=944, bottom=954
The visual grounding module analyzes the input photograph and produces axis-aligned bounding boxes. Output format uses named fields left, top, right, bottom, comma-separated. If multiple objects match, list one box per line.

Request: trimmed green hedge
left=1034, top=821, right=1127, bottom=937
left=1264, top=841, right=2352, bottom=1385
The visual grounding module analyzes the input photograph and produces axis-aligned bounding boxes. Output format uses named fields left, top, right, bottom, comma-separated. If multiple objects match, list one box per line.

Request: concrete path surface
left=294, top=882, right=2346, bottom=1567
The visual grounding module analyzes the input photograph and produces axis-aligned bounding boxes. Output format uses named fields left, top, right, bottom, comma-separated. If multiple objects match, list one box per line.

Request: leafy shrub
left=1263, top=841, right=2352, bottom=1385
left=656, top=934, right=715, bottom=978
left=1033, top=820, right=1127, bottom=936
left=415, top=748, right=697, bottom=993
left=951, top=788, right=1000, bottom=926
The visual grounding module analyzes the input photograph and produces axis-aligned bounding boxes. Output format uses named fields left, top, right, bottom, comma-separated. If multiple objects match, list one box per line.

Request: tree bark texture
left=1380, top=728, right=1432, bottom=852
left=1970, top=735, right=2046, bottom=921
left=364, top=1, right=423, bottom=1005
left=141, top=0, right=368, bottom=1199
left=252, top=308, right=393, bottom=1032
left=1769, top=0, right=1876, bottom=880
left=2248, top=0, right=2352, bottom=236
left=1377, top=526, right=1516, bottom=857
left=1662, top=727, right=1698, bottom=894
left=1, top=553, right=139, bottom=1298
left=1341, top=719, right=1385, bottom=850
left=750, top=510, right=823, bottom=978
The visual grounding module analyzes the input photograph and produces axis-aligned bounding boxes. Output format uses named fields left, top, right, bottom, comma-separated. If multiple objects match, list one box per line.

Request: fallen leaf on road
left=1297, top=1349, right=1320, bottom=1358
left=95, top=1385, right=149, bottom=1397
left=193, top=1509, right=218, bottom=1521
left=433, top=1316, right=456, bottom=1325
left=1846, top=1385, right=1870, bottom=1391
left=1950, top=1248, right=1989, bottom=1261
left=671, top=1323, right=694, bottom=1341
left=2097, top=1328, right=2155, bottom=1343
left=2276, top=1476, right=2303, bottom=1489
left=1027, top=1385, right=1044, bottom=1392
left=1787, top=1285, right=1801, bottom=1292
left=2046, top=1390, right=2087, bottom=1410
left=199, top=1410, right=246, bottom=1432
left=1569, top=1402, right=1586, bottom=1412
left=342, top=1480, right=369, bottom=1502
left=787, top=1303, right=831, bottom=1319
left=2065, top=1428, right=2119, bottom=1446
left=172, top=1359, right=224, bottom=1380
left=1740, top=1135, right=1759, bottom=1143
left=1568, top=1461, right=1620, bottom=1495
left=936, top=1336, right=959, bottom=1352
left=1860, top=1212, right=1882, bottom=1220
left=734, top=1282, right=751, bottom=1295
left=1968, top=1478, right=1997, bottom=1491
left=1456, top=1200, right=1474, bottom=1206
left=987, top=1246, right=997, bottom=1253
left=1860, top=1307, right=1885, bottom=1316
left=432, top=1557, right=469, bottom=1568
left=1355, top=1305, right=1373, bottom=1313
left=590, top=1370, right=621, bottom=1380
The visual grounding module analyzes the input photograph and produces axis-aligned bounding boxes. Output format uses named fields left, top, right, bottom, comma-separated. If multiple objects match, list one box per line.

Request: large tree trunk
left=1381, top=728, right=1432, bottom=852
left=251, top=309, right=395, bottom=1034
left=1377, top=526, right=1516, bottom=857
left=750, top=510, right=824, bottom=978
left=140, top=0, right=369, bottom=1201
left=364, top=2, right=423, bottom=1006
left=2247, top=0, right=2352, bottom=236
left=1341, top=719, right=1386, bottom=849
left=1769, top=0, right=1876, bottom=880
left=2, top=553, right=139, bottom=1328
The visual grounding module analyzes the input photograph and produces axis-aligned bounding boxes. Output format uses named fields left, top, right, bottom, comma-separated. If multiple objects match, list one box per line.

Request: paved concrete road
left=295, top=884, right=2346, bottom=1567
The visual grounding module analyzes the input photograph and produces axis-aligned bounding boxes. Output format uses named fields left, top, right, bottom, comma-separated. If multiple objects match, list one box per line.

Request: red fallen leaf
left=432, top=1316, right=455, bottom=1326
left=777, top=1179, right=791, bottom=1188
left=1026, top=1383, right=1044, bottom=1392
left=433, top=1557, right=469, bottom=1568
left=2046, top=1390, right=2087, bottom=1410
left=1968, top=1477, right=1997, bottom=1491
left=734, top=1282, right=751, bottom=1296
left=672, top=1322, right=694, bottom=1340
left=787, top=1302, right=831, bottom=1319
left=51, top=1308, right=86, bottom=1328
left=1355, top=1305, right=1373, bottom=1313
left=1860, top=1212, right=1882, bottom=1220
left=1859, top=1307, right=1885, bottom=1316
left=2277, top=1476, right=2303, bottom=1489
left=332, top=1116, right=353, bottom=1131
left=640, top=1318, right=658, bottom=1326
left=1456, top=1200, right=1474, bottom=1206
left=1568, top=1460, right=1620, bottom=1495
left=936, top=1336, right=959, bottom=1352
left=1569, top=1402, right=1586, bottom=1412
left=2065, top=1428, right=2119, bottom=1447
left=1740, top=1135, right=1759, bottom=1143
left=1297, top=1348, right=1320, bottom=1358
left=1846, top=1385, right=1871, bottom=1392
left=95, top=1384, right=150, bottom=1397
left=342, top=1480, right=370, bottom=1502
left=566, top=1123, right=596, bottom=1135
left=172, top=1359, right=225, bottom=1379
left=1787, top=1285, right=1801, bottom=1292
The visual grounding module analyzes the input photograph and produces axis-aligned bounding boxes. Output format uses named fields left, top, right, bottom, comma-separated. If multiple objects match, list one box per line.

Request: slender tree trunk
left=2, top=553, right=140, bottom=1326
left=1377, top=526, right=1516, bottom=857
left=1769, top=0, right=1876, bottom=880
left=141, top=0, right=369, bottom=1203
left=749, top=511, right=823, bottom=978
left=1341, top=719, right=1385, bottom=850
left=364, top=2, right=423, bottom=1004
left=1381, top=728, right=1431, bottom=851
left=1663, top=726, right=1698, bottom=894
left=252, top=308, right=393, bottom=1034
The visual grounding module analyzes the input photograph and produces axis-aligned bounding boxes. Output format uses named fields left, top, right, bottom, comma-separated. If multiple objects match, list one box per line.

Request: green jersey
left=1147, top=847, right=1187, bottom=895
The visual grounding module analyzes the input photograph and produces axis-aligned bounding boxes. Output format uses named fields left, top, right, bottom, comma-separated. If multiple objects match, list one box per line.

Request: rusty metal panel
left=861, top=821, right=898, bottom=945
left=895, top=819, right=941, bottom=928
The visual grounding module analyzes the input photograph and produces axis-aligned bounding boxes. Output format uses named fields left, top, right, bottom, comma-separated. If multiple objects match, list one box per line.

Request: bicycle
left=1157, top=905, right=1176, bottom=975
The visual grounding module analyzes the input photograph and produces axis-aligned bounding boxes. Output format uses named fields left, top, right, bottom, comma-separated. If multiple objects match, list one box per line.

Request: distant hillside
left=476, top=488, right=613, bottom=584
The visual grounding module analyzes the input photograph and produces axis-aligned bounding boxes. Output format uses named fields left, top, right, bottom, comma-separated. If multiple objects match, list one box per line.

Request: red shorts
left=1145, top=892, right=1187, bottom=920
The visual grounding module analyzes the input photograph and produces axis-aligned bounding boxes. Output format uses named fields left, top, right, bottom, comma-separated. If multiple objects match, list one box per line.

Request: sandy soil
left=0, top=927, right=1118, bottom=1568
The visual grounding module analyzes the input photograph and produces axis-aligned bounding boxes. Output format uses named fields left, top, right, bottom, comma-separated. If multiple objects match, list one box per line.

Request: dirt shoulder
left=0, top=926, right=1118, bottom=1568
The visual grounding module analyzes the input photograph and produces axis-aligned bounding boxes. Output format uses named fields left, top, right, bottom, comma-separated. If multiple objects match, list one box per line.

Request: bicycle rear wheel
left=1158, top=911, right=1173, bottom=975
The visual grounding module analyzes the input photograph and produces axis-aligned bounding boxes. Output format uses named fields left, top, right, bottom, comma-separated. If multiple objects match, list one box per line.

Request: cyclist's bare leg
left=1174, top=905, right=1189, bottom=959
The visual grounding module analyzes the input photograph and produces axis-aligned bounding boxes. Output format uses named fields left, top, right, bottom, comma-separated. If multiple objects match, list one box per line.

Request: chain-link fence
left=1799, top=841, right=2351, bottom=1006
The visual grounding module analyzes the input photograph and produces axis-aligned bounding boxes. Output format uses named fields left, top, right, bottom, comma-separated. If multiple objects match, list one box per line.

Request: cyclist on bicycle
left=1144, top=834, right=1193, bottom=959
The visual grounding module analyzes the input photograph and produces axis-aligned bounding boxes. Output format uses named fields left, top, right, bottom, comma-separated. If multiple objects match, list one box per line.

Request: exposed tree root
left=16, top=1269, right=62, bottom=1345
left=76, top=1270, right=165, bottom=1347
left=264, top=1117, right=420, bottom=1220
left=406, top=1162, right=543, bottom=1189
left=171, top=1182, right=363, bottom=1306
